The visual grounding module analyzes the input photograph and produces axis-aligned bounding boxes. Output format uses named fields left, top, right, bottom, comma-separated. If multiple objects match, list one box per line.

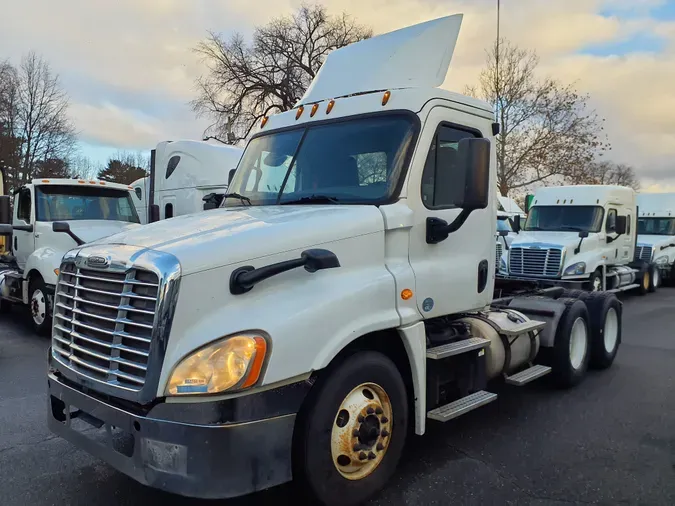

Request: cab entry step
left=505, top=364, right=552, bottom=386
left=427, top=391, right=497, bottom=422
left=426, top=337, right=491, bottom=360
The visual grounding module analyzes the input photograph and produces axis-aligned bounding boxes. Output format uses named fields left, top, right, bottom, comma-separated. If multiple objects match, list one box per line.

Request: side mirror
left=149, top=204, right=160, bottom=223
left=498, top=229, right=509, bottom=237
left=0, top=196, right=10, bottom=225
left=202, top=193, right=225, bottom=210
left=228, top=169, right=236, bottom=186
left=52, top=222, right=85, bottom=245
left=512, top=215, right=521, bottom=233
left=615, top=215, right=627, bottom=235
left=578, top=231, right=590, bottom=239
left=456, top=138, right=490, bottom=210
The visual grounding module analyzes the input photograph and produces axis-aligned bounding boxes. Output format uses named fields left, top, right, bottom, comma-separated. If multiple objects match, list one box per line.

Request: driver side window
left=17, top=189, right=31, bottom=223
left=606, top=209, right=617, bottom=233
left=421, top=124, right=480, bottom=209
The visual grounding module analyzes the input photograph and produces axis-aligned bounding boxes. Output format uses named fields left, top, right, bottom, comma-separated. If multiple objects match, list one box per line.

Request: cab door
left=12, top=186, right=35, bottom=271
left=407, top=107, right=495, bottom=318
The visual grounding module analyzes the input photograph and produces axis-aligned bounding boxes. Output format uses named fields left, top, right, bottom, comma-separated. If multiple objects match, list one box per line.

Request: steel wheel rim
left=331, top=382, right=393, bottom=480
left=643, top=271, right=650, bottom=290
left=604, top=307, right=619, bottom=354
left=592, top=276, right=602, bottom=291
left=31, top=289, right=46, bottom=325
left=569, top=317, right=588, bottom=370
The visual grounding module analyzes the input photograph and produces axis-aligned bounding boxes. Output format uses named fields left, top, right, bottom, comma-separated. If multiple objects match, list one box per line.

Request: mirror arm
left=426, top=209, right=472, bottom=244
left=574, top=238, right=584, bottom=255
left=502, top=235, right=509, bottom=251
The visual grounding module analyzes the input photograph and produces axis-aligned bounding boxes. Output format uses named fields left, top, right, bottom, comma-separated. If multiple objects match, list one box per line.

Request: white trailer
left=501, top=185, right=658, bottom=294
left=46, top=15, right=623, bottom=506
left=130, top=140, right=244, bottom=224
left=0, top=179, right=141, bottom=333
left=636, top=192, right=675, bottom=284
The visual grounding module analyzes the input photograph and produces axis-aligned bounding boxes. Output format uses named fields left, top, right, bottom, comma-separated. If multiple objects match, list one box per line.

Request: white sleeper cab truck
left=0, top=179, right=141, bottom=333
left=47, top=16, right=624, bottom=506
left=636, top=192, right=675, bottom=284
left=502, top=185, right=659, bottom=294
left=130, top=140, right=244, bottom=224
left=495, top=211, right=516, bottom=272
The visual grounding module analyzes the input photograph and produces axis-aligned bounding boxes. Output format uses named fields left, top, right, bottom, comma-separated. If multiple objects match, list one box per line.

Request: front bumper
left=48, top=372, right=299, bottom=499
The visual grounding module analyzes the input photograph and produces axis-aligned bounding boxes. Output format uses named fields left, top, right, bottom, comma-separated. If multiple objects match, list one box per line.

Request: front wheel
left=294, top=351, right=408, bottom=506
left=551, top=298, right=591, bottom=388
left=648, top=264, right=660, bottom=292
left=585, top=270, right=603, bottom=292
left=29, top=276, right=51, bottom=336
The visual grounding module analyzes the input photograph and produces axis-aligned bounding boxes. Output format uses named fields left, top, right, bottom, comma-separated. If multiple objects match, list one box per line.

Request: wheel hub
left=331, top=382, right=393, bottom=480
left=31, top=290, right=46, bottom=325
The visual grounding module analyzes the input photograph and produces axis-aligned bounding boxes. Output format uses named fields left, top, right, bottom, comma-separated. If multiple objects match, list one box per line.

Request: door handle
left=35, top=233, right=41, bottom=238
left=14, top=237, right=17, bottom=250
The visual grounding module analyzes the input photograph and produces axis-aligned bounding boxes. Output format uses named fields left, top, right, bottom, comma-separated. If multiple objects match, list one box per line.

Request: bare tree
left=573, top=160, right=640, bottom=190
left=466, top=40, right=610, bottom=196
left=192, top=4, right=372, bottom=142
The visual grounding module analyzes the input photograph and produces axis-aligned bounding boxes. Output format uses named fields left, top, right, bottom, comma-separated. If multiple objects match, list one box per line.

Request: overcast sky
left=1, top=0, right=674, bottom=190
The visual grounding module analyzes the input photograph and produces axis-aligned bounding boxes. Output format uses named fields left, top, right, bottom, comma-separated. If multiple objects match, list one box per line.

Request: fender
left=24, top=246, right=66, bottom=288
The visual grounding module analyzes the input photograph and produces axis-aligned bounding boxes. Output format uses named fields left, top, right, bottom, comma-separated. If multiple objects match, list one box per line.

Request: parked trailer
left=46, top=15, right=623, bottom=506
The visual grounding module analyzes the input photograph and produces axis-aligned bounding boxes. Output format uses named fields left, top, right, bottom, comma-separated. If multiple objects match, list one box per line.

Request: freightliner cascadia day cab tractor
left=501, top=185, right=659, bottom=294
left=46, top=15, right=624, bottom=506
left=636, top=192, right=675, bottom=284
left=130, top=140, right=244, bottom=224
left=0, top=179, right=141, bottom=333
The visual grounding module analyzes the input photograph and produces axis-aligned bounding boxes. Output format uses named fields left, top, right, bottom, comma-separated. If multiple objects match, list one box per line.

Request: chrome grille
left=509, top=247, right=563, bottom=278
left=52, top=263, right=159, bottom=391
left=495, top=242, right=503, bottom=269
left=636, top=245, right=653, bottom=262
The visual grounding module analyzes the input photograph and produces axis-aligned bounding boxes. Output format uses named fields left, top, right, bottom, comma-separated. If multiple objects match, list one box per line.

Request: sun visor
left=299, top=14, right=463, bottom=105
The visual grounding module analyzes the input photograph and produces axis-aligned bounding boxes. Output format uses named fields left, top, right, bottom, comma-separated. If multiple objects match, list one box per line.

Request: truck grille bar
left=495, top=242, right=503, bottom=270
left=635, top=245, right=653, bottom=262
left=508, top=247, right=563, bottom=278
left=52, top=264, right=159, bottom=391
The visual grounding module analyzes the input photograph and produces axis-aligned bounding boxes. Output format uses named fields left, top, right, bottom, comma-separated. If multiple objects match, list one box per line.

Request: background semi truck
left=501, top=185, right=659, bottom=294
left=0, top=179, right=141, bottom=333
left=0, top=167, right=6, bottom=255
left=46, top=15, right=623, bottom=506
left=636, top=192, right=675, bottom=284
left=130, top=140, right=244, bottom=223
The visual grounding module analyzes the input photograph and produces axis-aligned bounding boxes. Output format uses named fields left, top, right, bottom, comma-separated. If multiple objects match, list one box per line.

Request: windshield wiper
left=221, top=193, right=252, bottom=206
left=559, top=226, right=584, bottom=232
left=280, top=195, right=340, bottom=205
left=524, top=226, right=543, bottom=231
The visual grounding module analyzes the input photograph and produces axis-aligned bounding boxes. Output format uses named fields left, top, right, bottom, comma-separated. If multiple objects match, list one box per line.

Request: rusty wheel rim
left=331, top=382, right=393, bottom=480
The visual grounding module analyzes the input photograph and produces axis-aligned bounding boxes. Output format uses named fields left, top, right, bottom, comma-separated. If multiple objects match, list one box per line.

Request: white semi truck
left=0, top=179, right=141, bottom=333
left=46, top=16, right=623, bottom=506
left=636, top=193, right=675, bottom=284
left=130, top=140, right=244, bottom=223
left=501, top=185, right=659, bottom=294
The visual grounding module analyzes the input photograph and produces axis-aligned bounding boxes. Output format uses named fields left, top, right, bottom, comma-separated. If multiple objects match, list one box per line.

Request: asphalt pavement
left=1, top=290, right=675, bottom=506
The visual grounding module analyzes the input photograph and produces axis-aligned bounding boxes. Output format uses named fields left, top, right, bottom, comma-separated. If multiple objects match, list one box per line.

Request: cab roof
left=637, top=192, right=675, bottom=217
left=531, top=185, right=636, bottom=208
left=31, top=178, right=133, bottom=192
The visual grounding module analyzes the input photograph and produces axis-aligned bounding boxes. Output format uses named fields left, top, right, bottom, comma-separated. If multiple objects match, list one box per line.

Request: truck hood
left=637, top=234, right=675, bottom=249
left=94, top=206, right=385, bottom=275
left=65, top=220, right=142, bottom=243
left=511, top=231, right=582, bottom=250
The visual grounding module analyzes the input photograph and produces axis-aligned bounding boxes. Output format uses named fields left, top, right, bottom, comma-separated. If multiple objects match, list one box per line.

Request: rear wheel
left=551, top=298, right=591, bottom=388
left=29, top=276, right=51, bottom=336
left=294, top=351, right=408, bottom=506
left=637, top=265, right=650, bottom=296
left=583, top=292, right=622, bottom=369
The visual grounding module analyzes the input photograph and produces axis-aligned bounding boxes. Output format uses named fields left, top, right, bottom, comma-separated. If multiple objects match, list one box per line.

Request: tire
left=648, top=264, right=659, bottom=293
left=585, top=270, right=603, bottom=292
left=583, top=292, right=622, bottom=369
left=294, top=351, right=408, bottom=506
left=29, top=276, right=51, bottom=336
left=561, top=289, right=590, bottom=300
left=551, top=298, right=591, bottom=388
left=637, top=265, right=650, bottom=296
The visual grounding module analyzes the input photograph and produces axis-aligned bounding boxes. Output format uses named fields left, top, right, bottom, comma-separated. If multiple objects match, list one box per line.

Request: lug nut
left=377, top=443, right=385, bottom=451
left=353, top=444, right=361, bottom=452
left=352, top=429, right=360, bottom=437
left=380, top=416, right=389, bottom=424
left=375, top=407, right=383, bottom=415
left=381, top=429, right=390, bottom=438
left=368, top=452, right=376, bottom=460
left=367, top=407, right=375, bottom=414
left=357, top=415, right=364, bottom=423
left=359, top=452, right=367, bottom=461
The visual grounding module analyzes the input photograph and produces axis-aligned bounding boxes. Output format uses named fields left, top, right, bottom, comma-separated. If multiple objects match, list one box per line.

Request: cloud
left=0, top=0, right=673, bottom=189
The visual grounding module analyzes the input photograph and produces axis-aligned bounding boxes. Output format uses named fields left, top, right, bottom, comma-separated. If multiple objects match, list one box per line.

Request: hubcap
left=569, top=317, right=588, bottom=370
left=604, top=308, right=619, bottom=354
left=331, top=382, right=393, bottom=480
left=31, top=289, right=46, bottom=326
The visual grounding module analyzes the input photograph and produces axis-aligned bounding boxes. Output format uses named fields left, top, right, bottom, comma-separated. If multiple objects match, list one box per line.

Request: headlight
left=564, top=262, right=586, bottom=276
left=166, top=333, right=267, bottom=396
left=654, top=255, right=669, bottom=265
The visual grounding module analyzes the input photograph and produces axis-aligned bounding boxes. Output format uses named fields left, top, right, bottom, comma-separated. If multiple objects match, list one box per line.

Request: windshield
left=224, top=114, right=416, bottom=206
left=35, top=185, right=140, bottom=223
left=497, top=218, right=512, bottom=232
left=525, top=206, right=604, bottom=232
left=638, top=217, right=675, bottom=236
